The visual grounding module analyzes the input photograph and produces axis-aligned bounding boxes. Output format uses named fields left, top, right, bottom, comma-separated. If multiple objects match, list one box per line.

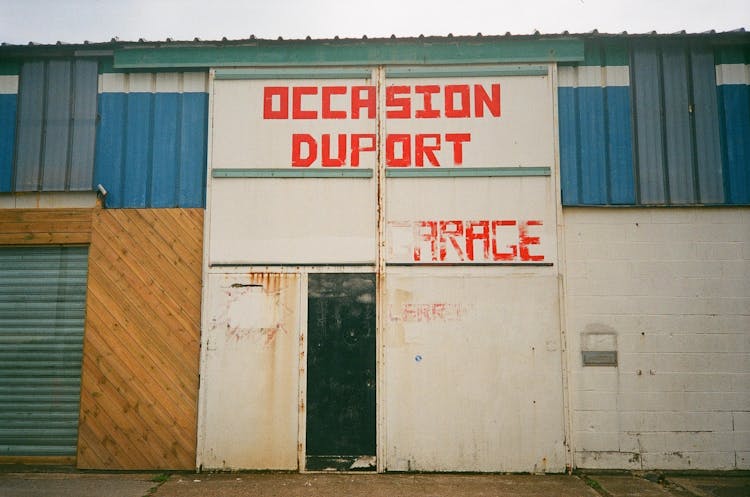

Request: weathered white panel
left=565, top=207, right=750, bottom=470
left=198, top=273, right=300, bottom=470
left=384, top=74, right=553, bottom=167
left=212, top=78, right=377, bottom=169
left=208, top=178, right=376, bottom=264
left=386, top=177, right=556, bottom=264
left=384, top=270, right=566, bottom=472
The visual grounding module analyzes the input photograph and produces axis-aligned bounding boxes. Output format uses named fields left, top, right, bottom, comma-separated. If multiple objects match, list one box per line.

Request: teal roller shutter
left=0, top=246, right=88, bottom=457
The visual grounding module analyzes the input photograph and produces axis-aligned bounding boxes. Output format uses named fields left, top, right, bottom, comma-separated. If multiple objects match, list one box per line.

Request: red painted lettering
left=292, top=87, right=318, bottom=119
left=321, top=134, right=346, bottom=167
left=415, top=134, right=441, bottom=167
left=263, top=86, right=288, bottom=119
left=351, top=86, right=376, bottom=119
left=414, top=85, right=440, bottom=118
left=445, top=133, right=471, bottom=165
left=445, top=85, right=471, bottom=118
left=321, top=86, right=347, bottom=119
left=519, top=220, right=544, bottom=261
left=414, top=221, right=438, bottom=262
left=386, top=86, right=411, bottom=119
left=491, top=220, right=517, bottom=260
left=386, top=134, right=411, bottom=167
left=475, top=83, right=501, bottom=117
left=350, top=134, right=376, bottom=167
left=394, top=219, right=544, bottom=263
left=291, top=134, right=316, bottom=167
left=439, top=220, right=465, bottom=261
left=465, top=220, right=490, bottom=260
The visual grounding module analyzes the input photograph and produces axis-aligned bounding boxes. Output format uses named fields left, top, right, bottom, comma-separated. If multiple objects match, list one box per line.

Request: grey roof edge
left=1, top=28, right=748, bottom=53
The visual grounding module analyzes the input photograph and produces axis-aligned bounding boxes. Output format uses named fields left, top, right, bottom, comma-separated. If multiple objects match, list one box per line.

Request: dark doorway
left=306, top=273, right=376, bottom=471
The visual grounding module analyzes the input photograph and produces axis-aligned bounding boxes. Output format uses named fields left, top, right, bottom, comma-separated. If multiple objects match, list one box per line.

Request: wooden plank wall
left=0, top=208, right=92, bottom=245
left=77, top=209, right=203, bottom=469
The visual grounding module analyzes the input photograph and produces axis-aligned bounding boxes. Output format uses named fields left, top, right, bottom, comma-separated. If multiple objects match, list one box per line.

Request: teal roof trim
left=113, top=38, right=584, bottom=69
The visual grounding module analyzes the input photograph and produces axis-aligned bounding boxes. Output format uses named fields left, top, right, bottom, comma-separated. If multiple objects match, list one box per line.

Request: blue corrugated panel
left=0, top=94, right=15, bottom=193
left=93, top=93, right=126, bottom=208
left=179, top=93, right=208, bottom=207
left=578, top=87, right=608, bottom=204
left=123, top=93, right=153, bottom=207
left=558, top=82, right=634, bottom=205
left=606, top=87, right=636, bottom=204
left=718, top=84, right=750, bottom=204
left=94, top=91, right=207, bottom=208
left=151, top=93, right=179, bottom=207
left=558, top=87, right=580, bottom=205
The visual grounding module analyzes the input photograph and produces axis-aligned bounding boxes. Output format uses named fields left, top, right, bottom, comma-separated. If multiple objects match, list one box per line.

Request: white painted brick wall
left=564, top=208, right=750, bottom=470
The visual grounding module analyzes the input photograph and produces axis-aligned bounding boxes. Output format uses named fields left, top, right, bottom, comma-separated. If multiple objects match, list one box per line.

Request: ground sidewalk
left=0, top=469, right=748, bottom=497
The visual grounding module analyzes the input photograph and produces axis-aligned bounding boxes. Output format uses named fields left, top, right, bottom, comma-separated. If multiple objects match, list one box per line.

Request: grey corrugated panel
left=632, top=45, right=667, bottom=203
left=41, top=60, right=72, bottom=190
left=13, top=60, right=98, bottom=192
left=0, top=246, right=87, bottom=457
left=691, top=46, right=724, bottom=203
left=661, top=44, right=697, bottom=203
left=69, top=60, right=98, bottom=190
left=14, top=61, right=45, bottom=191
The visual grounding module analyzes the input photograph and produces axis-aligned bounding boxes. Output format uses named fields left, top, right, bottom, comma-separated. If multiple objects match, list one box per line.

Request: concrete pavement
left=0, top=470, right=748, bottom=497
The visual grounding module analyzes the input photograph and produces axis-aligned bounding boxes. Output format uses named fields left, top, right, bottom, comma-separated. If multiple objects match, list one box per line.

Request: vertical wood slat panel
left=77, top=208, right=203, bottom=469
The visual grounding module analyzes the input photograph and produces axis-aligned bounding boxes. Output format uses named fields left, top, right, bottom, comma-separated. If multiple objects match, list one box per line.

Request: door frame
left=297, top=267, right=381, bottom=472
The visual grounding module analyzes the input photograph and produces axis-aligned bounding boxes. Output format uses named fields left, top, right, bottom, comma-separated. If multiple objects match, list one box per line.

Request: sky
left=0, top=0, right=748, bottom=45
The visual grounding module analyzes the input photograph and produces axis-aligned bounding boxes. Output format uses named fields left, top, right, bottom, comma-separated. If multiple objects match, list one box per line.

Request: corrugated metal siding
left=632, top=46, right=668, bottom=203
left=93, top=73, right=208, bottom=208
left=560, top=39, right=741, bottom=206
left=0, top=93, right=15, bottom=193
left=691, top=47, right=725, bottom=203
left=631, top=41, right=726, bottom=204
left=558, top=59, right=635, bottom=205
left=0, top=246, right=88, bottom=456
left=716, top=47, right=750, bottom=204
left=14, top=60, right=98, bottom=192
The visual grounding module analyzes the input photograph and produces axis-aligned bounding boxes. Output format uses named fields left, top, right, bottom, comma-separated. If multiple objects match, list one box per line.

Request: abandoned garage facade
left=0, top=31, right=748, bottom=472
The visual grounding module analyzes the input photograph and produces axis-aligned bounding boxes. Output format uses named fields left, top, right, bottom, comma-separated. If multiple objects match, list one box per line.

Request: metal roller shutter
left=0, top=246, right=88, bottom=456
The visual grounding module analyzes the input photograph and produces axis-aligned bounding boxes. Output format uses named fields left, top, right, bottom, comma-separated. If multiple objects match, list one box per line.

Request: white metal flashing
left=715, top=63, right=750, bottom=85
left=558, top=65, right=629, bottom=88
left=0, top=75, right=18, bottom=94
left=98, top=71, right=209, bottom=93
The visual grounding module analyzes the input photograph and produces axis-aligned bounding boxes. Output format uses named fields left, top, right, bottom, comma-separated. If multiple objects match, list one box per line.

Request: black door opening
left=306, top=273, right=376, bottom=471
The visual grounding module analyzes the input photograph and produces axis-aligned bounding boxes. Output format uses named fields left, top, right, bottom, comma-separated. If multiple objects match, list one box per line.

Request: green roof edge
left=113, top=38, right=584, bottom=69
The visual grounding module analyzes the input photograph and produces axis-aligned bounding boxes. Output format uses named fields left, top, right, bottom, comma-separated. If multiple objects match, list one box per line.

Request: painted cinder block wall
left=558, top=37, right=750, bottom=470
left=563, top=208, right=750, bottom=470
